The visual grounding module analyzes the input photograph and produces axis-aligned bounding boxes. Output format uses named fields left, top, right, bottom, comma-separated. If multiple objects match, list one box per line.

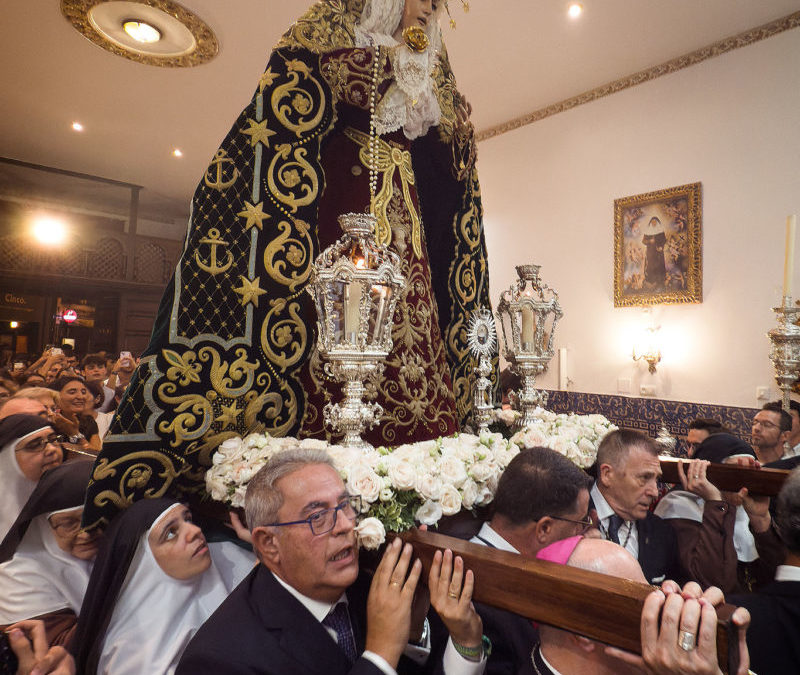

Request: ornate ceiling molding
left=61, top=0, right=218, bottom=67
left=476, top=11, right=800, bottom=143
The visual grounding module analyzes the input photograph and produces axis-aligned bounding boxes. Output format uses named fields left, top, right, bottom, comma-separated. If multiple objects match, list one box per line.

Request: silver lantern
left=306, top=212, right=405, bottom=449
left=496, top=264, right=563, bottom=430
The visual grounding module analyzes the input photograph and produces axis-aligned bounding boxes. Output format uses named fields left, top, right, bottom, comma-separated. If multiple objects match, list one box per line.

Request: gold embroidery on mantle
left=344, top=127, right=422, bottom=258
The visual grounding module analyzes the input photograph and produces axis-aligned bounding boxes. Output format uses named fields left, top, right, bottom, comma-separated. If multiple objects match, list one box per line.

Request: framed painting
left=614, top=182, right=702, bottom=307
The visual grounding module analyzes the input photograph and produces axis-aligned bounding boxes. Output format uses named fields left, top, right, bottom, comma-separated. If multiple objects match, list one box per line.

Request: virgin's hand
left=428, top=549, right=482, bottom=649
left=228, top=511, right=252, bottom=544
left=365, top=537, right=422, bottom=668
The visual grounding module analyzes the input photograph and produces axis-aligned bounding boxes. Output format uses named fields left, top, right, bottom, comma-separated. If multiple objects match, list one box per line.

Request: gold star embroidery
left=233, top=275, right=267, bottom=307
left=215, top=400, right=241, bottom=428
left=237, top=201, right=270, bottom=231
left=242, top=118, right=276, bottom=148
left=258, top=67, right=278, bottom=93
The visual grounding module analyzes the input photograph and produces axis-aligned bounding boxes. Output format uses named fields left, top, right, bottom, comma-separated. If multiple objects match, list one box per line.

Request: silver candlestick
left=768, top=296, right=800, bottom=411
left=467, top=309, right=497, bottom=433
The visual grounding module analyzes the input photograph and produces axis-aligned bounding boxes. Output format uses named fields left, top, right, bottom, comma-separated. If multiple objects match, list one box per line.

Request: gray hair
left=244, top=447, right=336, bottom=531
left=775, top=466, right=800, bottom=554
left=596, top=429, right=658, bottom=469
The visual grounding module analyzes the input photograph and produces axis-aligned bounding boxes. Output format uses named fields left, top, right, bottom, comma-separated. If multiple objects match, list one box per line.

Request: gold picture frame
left=614, top=182, right=702, bottom=307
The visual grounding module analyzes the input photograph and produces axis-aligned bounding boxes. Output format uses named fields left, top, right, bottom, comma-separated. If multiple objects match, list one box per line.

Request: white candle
left=783, top=214, right=796, bottom=298
left=521, top=307, right=534, bottom=351
left=344, top=282, right=361, bottom=342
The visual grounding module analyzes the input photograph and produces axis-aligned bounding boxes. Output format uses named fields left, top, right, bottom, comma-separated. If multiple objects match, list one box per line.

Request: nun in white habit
left=0, top=460, right=96, bottom=645
left=0, top=413, right=63, bottom=540
left=74, top=498, right=230, bottom=675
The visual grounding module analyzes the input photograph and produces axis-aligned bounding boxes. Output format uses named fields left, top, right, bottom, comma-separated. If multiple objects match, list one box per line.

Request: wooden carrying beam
left=397, top=529, right=739, bottom=673
left=660, top=457, right=790, bottom=496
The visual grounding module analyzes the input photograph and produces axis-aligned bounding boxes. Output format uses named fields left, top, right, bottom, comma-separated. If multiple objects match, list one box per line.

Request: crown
left=444, top=1, right=470, bottom=29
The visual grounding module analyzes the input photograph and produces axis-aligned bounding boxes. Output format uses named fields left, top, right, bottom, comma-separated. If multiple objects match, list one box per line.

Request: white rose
left=475, top=485, right=494, bottom=506
left=355, top=517, right=386, bottom=550
left=460, top=479, right=479, bottom=509
left=387, top=459, right=418, bottom=491
left=232, top=483, right=248, bottom=509
left=217, top=436, right=243, bottom=457
left=379, top=487, right=395, bottom=502
left=347, top=464, right=382, bottom=503
left=415, top=499, right=443, bottom=526
left=468, top=460, right=495, bottom=484
left=205, top=474, right=229, bottom=502
left=416, top=473, right=442, bottom=501
left=438, top=456, right=468, bottom=488
left=439, top=484, right=463, bottom=516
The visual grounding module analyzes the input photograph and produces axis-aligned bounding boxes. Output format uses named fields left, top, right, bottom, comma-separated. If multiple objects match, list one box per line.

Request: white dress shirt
left=591, top=483, right=639, bottom=559
left=470, top=522, right=520, bottom=553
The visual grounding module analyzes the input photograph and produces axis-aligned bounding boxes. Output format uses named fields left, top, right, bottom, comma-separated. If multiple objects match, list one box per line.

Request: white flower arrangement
left=204, top=410, right=616, bottom=549
left=508, top=407, right=617, bottom=469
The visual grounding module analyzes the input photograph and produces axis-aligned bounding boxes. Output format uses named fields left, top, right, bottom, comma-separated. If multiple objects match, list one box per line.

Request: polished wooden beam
left=397, top=528, right=739, bottom=673
left=660, top=456, right=789, bottom=496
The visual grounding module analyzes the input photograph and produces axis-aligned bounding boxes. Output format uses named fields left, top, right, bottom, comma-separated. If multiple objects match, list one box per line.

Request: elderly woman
left=74, top=499, right=230, bottom=674
left=0, top=414, right=63, bottom=539
left=0, top=460, right=97, bottom=646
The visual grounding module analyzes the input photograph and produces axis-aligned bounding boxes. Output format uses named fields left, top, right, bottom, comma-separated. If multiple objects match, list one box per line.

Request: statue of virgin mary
left=82, top=0, right=495, bottom=530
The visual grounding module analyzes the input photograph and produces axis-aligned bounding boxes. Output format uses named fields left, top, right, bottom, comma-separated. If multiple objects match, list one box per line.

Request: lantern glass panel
left=368, top=283, right=392, bottom=343
left=327, top=280, right=347, bottom=343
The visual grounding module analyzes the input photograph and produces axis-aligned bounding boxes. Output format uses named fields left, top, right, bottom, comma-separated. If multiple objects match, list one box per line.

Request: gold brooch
left=402, top=26, right=429, bottom=53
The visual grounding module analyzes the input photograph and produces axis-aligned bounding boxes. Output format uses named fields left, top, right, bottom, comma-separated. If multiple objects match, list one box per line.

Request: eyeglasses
left=15, top=434, right=60, bottom=454
left=48, top=515, right=82, bottom=537
left=267, top=496, right=362, bottom=536
left=550, top=514, right=595, bottom=532
left=752, top=419, right=780, bottom=430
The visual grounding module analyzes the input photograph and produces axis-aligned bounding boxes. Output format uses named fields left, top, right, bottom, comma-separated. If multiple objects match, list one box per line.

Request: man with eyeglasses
left=468, top=447, right=593, bottom=674
left=178, top=448, right=486, bottom=675
left=750, top=402, right=793, bottom=465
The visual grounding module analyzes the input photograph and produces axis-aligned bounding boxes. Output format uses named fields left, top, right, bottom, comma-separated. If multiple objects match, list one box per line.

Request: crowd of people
left=1, top=386, right=799, bottom=674
left=0, top=347, right=138, bottom=458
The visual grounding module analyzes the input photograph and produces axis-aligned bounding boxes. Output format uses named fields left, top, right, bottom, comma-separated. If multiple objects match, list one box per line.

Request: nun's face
left=14, top=428, right=62, bottom=480
left=49, top=507, right=101, bottom=560
left=148, top=504, right=211, bottom=580
left=394, top=0, right=437, bottom=38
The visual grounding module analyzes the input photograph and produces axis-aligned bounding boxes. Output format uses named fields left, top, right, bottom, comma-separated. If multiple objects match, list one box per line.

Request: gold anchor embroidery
left=195, top=228, right=234, bottom=275
left=204, top=150, right=240, bottom=191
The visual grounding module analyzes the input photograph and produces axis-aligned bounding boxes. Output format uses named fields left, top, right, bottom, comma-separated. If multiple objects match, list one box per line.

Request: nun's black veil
left=0, top=460, right=93, bottom=563
left=72, top=497, right=176, bottom=674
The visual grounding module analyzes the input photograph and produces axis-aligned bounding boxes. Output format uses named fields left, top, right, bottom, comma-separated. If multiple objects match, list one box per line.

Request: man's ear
left=251, top=526, right=280, bottom=566
left=534, top=517, right=554, bottom=547
left=597, top=462, right=614, bottom=488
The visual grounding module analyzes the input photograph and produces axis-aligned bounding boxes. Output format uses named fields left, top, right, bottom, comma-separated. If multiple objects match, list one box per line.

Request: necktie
left=323, top=602, right=358, bottom=664
left=606, top=513, right=624, bottom=545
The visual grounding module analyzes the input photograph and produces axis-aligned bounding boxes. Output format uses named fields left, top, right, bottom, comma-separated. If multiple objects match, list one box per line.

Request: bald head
left=567, top=538, right=646, bottom=583
left=0, top=397, right=47, bottom=420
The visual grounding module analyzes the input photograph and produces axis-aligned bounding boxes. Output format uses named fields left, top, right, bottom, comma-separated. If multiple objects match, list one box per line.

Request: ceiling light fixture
left=568, top=3, right=583, bottom=19
left=72, top=122, right=84, bottom=131
left=122, top=19, right=161, bottom=43
left=172, top=148, right=183, bottom=157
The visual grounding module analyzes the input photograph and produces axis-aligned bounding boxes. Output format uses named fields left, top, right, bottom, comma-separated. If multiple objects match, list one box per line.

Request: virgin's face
left=147, top=504, right=211, bottom=580
left=395, top=0, right=437, bottom=36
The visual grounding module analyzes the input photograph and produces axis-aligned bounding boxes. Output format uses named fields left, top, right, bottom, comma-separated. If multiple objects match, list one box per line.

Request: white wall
left=478, top=29, right=800, bottom=408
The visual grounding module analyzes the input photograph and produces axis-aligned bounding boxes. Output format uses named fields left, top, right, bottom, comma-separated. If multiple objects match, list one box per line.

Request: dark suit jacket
left=636, top=510, right=681, bottom=585
left=177, top=565, right=386, bottom=675
left=729, top=579, right=800, bottom=675
left=474, top=601, right=538, bottom=675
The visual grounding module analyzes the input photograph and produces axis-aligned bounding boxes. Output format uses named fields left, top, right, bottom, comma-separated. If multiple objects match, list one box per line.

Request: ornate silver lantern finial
left=496, top=264, right=563, bottom=429
left=467, top=309, right=497, bottom=433
left=306, top=212, right=405, bottom=449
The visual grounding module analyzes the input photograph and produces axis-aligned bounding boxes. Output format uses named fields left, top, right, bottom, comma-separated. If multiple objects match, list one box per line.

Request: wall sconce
left=632, top=325, right=661, bottom=374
